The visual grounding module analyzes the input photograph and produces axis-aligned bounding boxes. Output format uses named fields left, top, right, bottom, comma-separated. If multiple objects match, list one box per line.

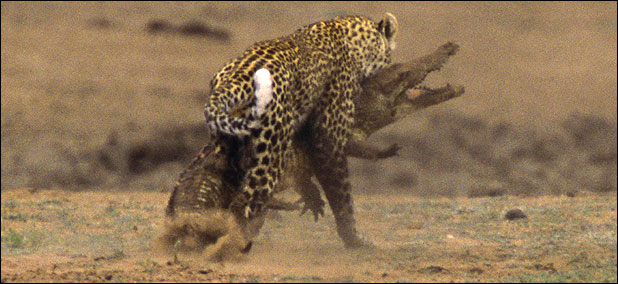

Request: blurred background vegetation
left=1, top=2, right=615, bottom=196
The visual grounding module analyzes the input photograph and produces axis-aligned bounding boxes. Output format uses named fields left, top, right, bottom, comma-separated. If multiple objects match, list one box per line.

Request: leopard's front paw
left=343, top=233, right=376, bottom=249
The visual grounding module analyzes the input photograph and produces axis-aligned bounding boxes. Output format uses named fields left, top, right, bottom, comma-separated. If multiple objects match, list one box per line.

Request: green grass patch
left=1, top=227, right=47, bottom=250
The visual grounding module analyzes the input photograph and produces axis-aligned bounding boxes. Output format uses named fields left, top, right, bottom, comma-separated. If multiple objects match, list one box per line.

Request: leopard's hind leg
left=230, top=68, right=297, bottom=220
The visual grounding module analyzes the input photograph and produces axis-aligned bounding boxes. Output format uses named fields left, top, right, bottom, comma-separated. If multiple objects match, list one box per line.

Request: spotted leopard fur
left=203, top=13, right=398, bottom=247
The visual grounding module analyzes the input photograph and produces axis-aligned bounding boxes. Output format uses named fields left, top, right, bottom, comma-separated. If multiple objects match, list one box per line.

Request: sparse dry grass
left=1, top=189, right=616, bottom=282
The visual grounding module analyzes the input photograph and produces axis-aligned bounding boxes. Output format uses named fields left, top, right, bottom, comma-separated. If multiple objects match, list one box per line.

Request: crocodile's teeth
left=417, top=85, right=433, bottom=91
left=405, top=88, right=430, bottom=100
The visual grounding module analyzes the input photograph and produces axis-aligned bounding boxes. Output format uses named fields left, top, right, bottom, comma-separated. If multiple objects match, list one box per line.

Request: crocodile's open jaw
left=404, top=84, right=465, bottom=108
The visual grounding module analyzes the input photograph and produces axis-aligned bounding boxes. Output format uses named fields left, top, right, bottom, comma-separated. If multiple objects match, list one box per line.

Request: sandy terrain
left=2, top=188, right=616, bottom=282
left=1, top=2, right=616, bottom=282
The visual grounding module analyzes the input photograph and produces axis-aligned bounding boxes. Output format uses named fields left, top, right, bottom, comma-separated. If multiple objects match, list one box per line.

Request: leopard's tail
left=204, top=68, right=273, bottom=137
left=204, top=105, right=254, bottom=136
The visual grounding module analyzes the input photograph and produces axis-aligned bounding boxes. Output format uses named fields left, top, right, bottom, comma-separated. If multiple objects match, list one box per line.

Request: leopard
left=203, top=13, right=398, bottom=248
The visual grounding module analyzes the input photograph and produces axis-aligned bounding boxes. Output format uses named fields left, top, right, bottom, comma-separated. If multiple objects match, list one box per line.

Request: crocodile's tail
left=204, top=68, right=273, bottom=137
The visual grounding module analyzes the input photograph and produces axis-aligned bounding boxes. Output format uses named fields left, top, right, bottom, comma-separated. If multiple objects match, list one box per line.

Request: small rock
left=198, top=269, right=213, bottom=274
left=505, top=208, right=527, bottom=220
left=420, top=265, right=447, bottom=274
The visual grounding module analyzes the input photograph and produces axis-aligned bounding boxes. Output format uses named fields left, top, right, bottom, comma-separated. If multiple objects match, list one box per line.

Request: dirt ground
left=2, top=188, right=616, bottom=282
left=1, top=2, right=617, bottom=282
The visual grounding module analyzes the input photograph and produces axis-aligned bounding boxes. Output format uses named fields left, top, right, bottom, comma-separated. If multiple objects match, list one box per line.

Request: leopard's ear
left=378, top=12, right=398, bottom=49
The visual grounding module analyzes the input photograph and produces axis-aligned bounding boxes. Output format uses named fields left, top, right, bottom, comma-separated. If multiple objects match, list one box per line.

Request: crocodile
left=160, top=42, right=464, bottom=259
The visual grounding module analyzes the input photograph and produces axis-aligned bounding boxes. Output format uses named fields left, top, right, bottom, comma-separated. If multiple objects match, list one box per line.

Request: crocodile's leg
left=345, top=140, right=400, bottom=160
